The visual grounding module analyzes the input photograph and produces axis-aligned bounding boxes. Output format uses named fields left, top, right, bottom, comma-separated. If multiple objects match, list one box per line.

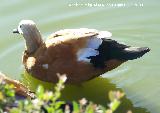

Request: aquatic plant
left=0, top=81, right=15, bottom=112
left=0, top=74, right=126, bottom=113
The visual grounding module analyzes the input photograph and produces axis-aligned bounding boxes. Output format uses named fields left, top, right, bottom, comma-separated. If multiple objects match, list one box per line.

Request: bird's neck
left=23, top=28, right=43, bottom=54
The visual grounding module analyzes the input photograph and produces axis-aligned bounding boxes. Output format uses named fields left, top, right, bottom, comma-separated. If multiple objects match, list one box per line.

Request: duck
left=13, top=20, right=150, bottom=84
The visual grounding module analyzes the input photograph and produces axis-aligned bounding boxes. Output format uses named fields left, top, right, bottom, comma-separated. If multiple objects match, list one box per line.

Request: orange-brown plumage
left=13, top=20, right=150, bottom=84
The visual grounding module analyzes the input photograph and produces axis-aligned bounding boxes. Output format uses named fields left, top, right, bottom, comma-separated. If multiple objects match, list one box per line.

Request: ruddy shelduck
left=13, top=20, right=150, bottom=83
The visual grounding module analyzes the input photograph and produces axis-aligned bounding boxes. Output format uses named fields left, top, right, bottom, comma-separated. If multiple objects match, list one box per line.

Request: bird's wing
left=48, top=28, right=98, bottom=39
left=45, top=28, right=112, bottom=46
left=44, top=28, right=112, bottom=63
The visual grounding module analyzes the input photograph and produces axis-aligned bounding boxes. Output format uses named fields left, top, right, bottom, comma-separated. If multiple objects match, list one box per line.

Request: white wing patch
left=97, top=31, right=112, bottom=38
left=76, top=30, right=112, bottom=62
left=77, top=48, right=99, bottom=62
left=77, top=37, right=102, bottom=62
left=87, top=37, right=102, bottom=49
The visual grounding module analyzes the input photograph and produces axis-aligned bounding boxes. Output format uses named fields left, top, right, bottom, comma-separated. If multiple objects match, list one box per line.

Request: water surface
left=0, top=0, right=159, bottom=113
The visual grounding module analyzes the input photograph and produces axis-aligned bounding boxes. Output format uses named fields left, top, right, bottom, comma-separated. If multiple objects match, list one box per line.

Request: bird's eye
left=20, top=25, right=22, bottom=28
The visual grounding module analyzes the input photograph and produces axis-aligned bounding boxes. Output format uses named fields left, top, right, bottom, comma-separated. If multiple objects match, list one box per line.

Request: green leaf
left=55, top=109, right=63, bottom=113
left=108, top=91, right=114, bottom=102
left=6, top=90, right=15, bottom=97
left=55, top=101, right=65, bottom=109
left=97, top=105, right=106, bottom=113
left=73, top=101, right=80, bottom=113
left=36, top=85, right=44, bottom=99
left=110, top=99, right=120, bottom=111
left=10, top=108, right=21, bottom=113
left=85, top=103, right=94, bottom=113
left=43, top=92, right=53, bottom=101
left=46, top=106, right=55, bottom=113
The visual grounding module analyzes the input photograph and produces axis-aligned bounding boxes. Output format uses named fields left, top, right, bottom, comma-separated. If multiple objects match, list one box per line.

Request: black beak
left=13, top=29, right=19, bottom=34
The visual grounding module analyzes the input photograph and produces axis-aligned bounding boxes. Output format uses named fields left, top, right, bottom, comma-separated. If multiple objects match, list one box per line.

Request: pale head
left=13, top=20, right=43, bottom=54
left=16, top=20, right=36, bottom=34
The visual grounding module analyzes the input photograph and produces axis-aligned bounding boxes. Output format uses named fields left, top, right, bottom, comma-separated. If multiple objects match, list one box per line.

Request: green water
left=0, top=0, right=159, bottom=113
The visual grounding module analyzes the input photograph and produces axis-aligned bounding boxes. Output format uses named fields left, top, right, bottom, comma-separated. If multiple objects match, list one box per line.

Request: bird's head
left=13, top=20, right=43, bottom=54
left=13, top=20, right=36, bottom=35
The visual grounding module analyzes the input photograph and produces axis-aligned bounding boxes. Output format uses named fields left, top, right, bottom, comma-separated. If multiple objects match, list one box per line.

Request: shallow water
left=0, top=0, right=159, bottom=113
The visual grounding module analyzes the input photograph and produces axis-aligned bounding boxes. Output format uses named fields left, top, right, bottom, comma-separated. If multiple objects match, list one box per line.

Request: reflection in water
left=22, top=72, right=149, bottom=113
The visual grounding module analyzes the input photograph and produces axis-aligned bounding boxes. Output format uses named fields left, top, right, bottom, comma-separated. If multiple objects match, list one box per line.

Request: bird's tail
left=99, top=39, right=150, bottom=61
left=120, top=46, right=150, bottom=60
